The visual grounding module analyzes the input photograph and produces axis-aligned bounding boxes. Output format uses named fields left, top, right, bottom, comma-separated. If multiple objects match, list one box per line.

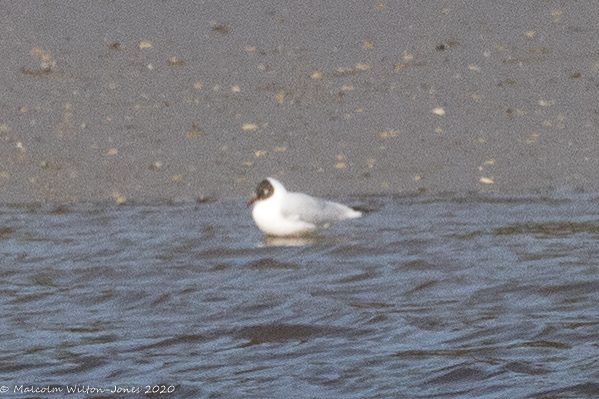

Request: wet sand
left=1, top=0, right=598, bottom=203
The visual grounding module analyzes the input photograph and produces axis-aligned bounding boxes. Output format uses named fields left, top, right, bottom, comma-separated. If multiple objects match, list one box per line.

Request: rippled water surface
left=1, top=193, right=599, bottom=398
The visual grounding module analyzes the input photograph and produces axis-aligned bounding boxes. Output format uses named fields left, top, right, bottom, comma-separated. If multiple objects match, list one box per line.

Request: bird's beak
left=247, top=196, right=257, bottom=208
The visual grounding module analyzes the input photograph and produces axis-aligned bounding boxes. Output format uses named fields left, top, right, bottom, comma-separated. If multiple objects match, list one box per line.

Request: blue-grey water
left=1, top=193, right=599, bottom=399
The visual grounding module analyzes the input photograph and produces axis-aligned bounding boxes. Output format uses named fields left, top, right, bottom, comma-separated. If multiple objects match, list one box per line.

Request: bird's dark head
left=247, top=179, right=275, bottom=207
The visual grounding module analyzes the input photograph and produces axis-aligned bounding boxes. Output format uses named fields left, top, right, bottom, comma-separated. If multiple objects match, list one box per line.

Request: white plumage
left=247, top=178, right=361, bottom=237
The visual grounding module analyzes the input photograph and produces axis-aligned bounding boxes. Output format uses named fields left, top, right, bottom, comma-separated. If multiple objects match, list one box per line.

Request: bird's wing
left=280, top=192, right=355, bottom=225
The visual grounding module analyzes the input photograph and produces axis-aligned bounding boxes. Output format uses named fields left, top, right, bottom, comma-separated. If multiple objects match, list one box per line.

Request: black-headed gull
left=247, top=177, right=361, bottom=236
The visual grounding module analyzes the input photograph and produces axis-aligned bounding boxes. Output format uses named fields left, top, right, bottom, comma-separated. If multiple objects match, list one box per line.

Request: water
left=1, top=193, right=598, bottom=398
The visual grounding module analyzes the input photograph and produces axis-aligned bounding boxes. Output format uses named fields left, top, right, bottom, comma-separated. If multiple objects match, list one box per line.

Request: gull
left=247, top=177, right=361, bottom=237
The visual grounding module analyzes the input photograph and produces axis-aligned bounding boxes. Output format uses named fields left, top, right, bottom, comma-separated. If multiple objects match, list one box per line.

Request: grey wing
left=281, top=192, right=355, bottom=225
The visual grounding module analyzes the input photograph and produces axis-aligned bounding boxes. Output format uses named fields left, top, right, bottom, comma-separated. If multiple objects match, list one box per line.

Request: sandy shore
left=1, top=0, right=598, bottom=203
